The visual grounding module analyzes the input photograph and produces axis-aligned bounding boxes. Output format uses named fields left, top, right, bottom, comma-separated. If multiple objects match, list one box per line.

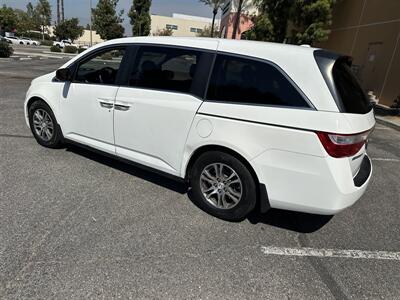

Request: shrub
left=64, top=45, right=77, bottom=54
left=50, top=45, right=62, bottom=52
left=77, top=47, right=86, bottom=54
left=40, top=40, right=54, bottom=46
left=0, top=41, right=14, bottom=58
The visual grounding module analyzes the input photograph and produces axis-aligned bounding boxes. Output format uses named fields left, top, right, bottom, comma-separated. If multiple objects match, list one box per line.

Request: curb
left=42, top=51, right=77, bottom=57
left=13, top=51, right=67, bottom=59
left=375, top=116, right=400, bottom=131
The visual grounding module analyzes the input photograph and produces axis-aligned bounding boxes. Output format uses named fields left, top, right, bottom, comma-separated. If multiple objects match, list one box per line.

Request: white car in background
left=4, top=36, right=23, bottom=45
left=20, top=37, right=40, bottom=46
left=24, top=37, right=375, bottom=221
left=53, top=39, right=78, bottom=49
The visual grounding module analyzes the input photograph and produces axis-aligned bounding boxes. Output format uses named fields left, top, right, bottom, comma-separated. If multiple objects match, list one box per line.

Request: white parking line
left=261, top=246, right=400, bottom=261
left=374, top=126, right=392, bottom=130
left=372, top=158, right=400, bottom=162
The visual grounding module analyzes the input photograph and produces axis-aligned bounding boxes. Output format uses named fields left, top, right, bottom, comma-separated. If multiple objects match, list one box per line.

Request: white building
left=151, top=13, right=220, bottom=37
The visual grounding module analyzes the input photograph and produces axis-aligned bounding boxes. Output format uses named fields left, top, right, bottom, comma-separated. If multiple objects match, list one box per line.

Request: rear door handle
left=114, top=104, right=130, bottom=111
left=99, top=101, right=114, bottom=109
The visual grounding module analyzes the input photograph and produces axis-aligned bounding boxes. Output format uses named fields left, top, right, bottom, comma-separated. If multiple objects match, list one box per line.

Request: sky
left=0, top=0, right=218, bottom=35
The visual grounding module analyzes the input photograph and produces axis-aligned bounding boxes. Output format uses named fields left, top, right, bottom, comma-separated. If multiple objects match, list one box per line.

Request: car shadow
left=65, top=144, right=189, bottom=194
left=247, top=208, right=333, bottom=233
left=65, top=144, right=333, bottom=232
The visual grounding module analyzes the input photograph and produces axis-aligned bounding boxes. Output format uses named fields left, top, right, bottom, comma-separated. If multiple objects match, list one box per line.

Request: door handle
left=99, top=101, right=114, bottom=109
left=114, top=104, right=130, bottom=111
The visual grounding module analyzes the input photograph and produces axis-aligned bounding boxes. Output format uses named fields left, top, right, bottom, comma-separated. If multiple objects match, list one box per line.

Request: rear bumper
left=252, top=151, right=372, bottom=215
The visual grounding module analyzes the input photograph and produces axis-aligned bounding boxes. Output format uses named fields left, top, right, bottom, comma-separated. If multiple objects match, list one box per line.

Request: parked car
left=0, top=35, right=7, bottom=42
left=24, top=37, right=375, bottom=221
left=53, top=39, right=77, bottom=49
left=20, top=37, right=40, bottom=46
left=4, top=36, right=23, bottom=45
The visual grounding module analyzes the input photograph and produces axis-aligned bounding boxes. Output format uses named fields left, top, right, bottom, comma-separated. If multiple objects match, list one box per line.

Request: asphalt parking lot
left=0, top=58, right=399, bottom=299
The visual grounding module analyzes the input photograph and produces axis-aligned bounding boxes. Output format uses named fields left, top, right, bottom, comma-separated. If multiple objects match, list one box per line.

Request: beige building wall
left=75, top=30, right=104, bottom=46
left=317, top=0, right=400, bottom=107
left=48, top=26, right=104, bottom=46
left=151, top=14, right=214, bottom=37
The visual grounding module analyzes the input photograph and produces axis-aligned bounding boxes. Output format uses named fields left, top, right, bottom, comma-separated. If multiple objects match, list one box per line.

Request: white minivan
left=24, top=37, right=375, bottom=221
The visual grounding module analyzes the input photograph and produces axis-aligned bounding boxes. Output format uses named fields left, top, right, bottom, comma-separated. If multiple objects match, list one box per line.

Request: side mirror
left=55, top=68, right=72, bottom=82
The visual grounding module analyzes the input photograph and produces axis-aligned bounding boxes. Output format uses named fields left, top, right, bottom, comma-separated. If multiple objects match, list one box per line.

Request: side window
left=207, top=54, right=309, bottom=108
left=74, top=48, right=126, bottom=85
left=129, top=46, right=200, bottom=94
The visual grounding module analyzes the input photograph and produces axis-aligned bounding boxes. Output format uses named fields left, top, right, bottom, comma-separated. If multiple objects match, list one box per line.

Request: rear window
left=314, top=50, right=372, bottom=114
left=333, top=59, right=372, bottom=114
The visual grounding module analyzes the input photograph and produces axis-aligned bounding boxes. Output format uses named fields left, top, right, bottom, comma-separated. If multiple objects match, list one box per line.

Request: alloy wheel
left=199, top=163, right=243, bottom=209
left=32, top=109, right=54, bottom=142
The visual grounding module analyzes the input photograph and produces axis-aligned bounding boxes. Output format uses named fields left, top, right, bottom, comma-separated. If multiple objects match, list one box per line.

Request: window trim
left=205, top=51, right=316, bottom=110
left=313, top=49, right=344, bottom=112
left=70, top=44, right=129, bottom=87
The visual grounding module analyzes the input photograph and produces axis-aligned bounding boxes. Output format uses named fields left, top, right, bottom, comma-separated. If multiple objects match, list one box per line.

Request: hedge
left=64, top=45, right=77, bottom=54
left=50, top=45, right=62, bottom=52
left=40, top=40, right=54, bottom=46
left=0, top=41, right=14, bottom=58
left=77, top=47, right=87, bottom=54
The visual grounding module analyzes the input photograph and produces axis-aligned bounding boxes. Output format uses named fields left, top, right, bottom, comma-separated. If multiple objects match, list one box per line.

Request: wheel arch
left=184, top=144, right=270, bottom=213
left=25, top=96, right=58, bottom=128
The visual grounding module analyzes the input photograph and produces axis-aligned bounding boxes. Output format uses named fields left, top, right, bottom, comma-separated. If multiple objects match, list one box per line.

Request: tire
left=28, top=100, right=63, bottom=148
left=190, top=151, right=257, bottom=221
left=20, top=41, right=24, bottom=45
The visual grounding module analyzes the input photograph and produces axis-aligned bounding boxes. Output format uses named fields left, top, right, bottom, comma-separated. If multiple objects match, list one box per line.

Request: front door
left=114, top=45, right=216, bottom=175
left=59, top=47, right=126, bottom=154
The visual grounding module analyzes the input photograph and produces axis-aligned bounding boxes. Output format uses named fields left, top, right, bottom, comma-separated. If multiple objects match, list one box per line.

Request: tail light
left=316, top=130, right=371, bottom=158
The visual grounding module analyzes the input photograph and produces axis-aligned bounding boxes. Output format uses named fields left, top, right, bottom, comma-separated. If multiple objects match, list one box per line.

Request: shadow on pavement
left=65, top=143, right=333, bottom=232
left=65, top=144, right=189, bottom=194
left=247, top=209, right=333, bottom=233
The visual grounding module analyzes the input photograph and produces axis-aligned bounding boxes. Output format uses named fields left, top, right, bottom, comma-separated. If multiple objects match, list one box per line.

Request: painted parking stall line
left=372, top=158, right=400, bottom=162
left=261, top=246, right=400, bottom=261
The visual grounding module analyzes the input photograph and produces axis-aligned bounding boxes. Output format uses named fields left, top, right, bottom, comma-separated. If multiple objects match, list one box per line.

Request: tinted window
left=75, top=48, right=125, bottom=85
left=129, top=46, right=200, bottom=94
left=332, top=59, right=372, bottom=114
left=207, top=55, right=309, bottom=108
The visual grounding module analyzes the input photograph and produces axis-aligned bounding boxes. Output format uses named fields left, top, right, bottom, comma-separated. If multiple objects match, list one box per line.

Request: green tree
left=26, top=2, right=41, bottom=30
left=196, top=25, right=219, bottom=38
left=92, top=0, right=125, bottom=40
left=244, top=14, right=274, bottom=41
left=54, top=18, right=84, bottom=42
left=246, top=0, right=290, bottom=42
left=129, top=0, right=152, bottom=36
left=248, top=0, right=336, bottom=45
left=0, top=5, right=17, bottom=33
left=15, top=9, right=33, bottom=35
left=35, top=0, right=52, bottom=40
left=199, top=0, right=224, bottom=38
left=290, top=0, right=336, bottom=45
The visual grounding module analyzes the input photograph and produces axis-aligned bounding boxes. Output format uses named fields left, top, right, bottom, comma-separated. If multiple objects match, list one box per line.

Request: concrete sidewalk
left=376, top=115, right=400, bottom=131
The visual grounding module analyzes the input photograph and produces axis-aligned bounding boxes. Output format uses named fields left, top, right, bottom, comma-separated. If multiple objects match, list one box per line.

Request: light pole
left=89, top=0, right=93, bottom=47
